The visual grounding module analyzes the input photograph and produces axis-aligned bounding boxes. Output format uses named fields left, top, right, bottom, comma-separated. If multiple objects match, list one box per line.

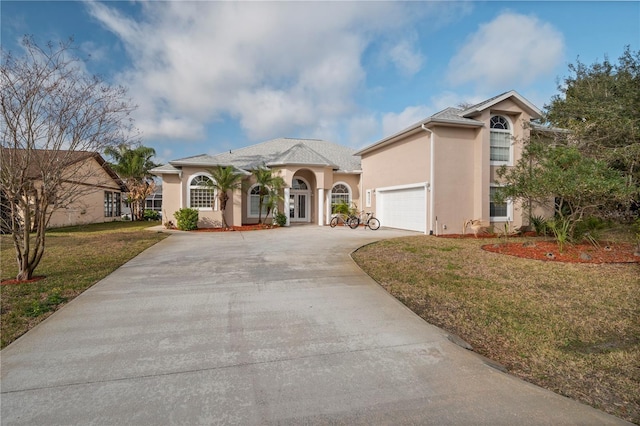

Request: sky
left=2, top=1, right=638, bottom=164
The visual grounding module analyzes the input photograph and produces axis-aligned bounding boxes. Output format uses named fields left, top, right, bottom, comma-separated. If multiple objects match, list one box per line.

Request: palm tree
left=206, top=166, right=244, bottom=228
left=252, top=165, right=286, bottom=224
left=104, top=144, right=158, bottom=220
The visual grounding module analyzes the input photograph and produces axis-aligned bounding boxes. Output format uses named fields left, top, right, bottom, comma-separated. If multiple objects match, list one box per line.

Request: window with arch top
left=331, top=183, right=351, bottom=208
left=188, top=174, right=216, bottom=210
left=490, top=115, right=513, bottom=165
left=248, top=184, right=269, bottom=217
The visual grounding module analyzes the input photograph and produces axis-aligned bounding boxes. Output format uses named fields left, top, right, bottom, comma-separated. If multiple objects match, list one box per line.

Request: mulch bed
left=1, top=276, right=46, bottom=286
left=482, top=241, right=639, bottom=264
left=193, top=224, right=278, bottom=232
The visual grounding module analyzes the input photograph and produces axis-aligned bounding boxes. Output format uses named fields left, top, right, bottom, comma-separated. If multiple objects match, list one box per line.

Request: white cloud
left=388, top=39, right=425, bottom=76
left=85, top=1, right=420, bottom=142
left=382, top=105, right=432, bottom=136
left=447, top=12, right=565, bottom=90
left=347, top=114, right=381, bottom=148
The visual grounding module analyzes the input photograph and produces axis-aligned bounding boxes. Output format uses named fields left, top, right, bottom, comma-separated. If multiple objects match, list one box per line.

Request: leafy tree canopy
left=545, top=46, right=640, bottom=192
left=496, top=141, right=633, bottom=241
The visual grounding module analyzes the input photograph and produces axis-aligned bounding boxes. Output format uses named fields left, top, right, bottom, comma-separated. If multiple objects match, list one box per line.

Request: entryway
left=289, top=177, right=310, bottom=222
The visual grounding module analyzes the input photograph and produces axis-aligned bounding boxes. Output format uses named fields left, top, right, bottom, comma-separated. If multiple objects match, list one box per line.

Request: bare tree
left=1, top=37, right=138, bottom=280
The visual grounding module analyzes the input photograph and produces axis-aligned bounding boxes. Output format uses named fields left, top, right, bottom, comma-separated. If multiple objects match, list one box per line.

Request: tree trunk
left=219, top=193, right=229, bottom=228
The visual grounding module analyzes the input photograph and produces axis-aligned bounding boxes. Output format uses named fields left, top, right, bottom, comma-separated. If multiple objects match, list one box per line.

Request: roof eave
left=266, top=161, right=339, bottom=169
left=462, top=90, right=543, bottom=120
left=354, top=117, right=482, bottom=156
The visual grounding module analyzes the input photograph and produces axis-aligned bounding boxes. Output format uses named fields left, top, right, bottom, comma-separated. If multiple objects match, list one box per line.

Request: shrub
left=174, top=208, right=199, bottom=231
left=573, top=216, right=607, bottom=244
left=143, top=210, right=161, bottom=221
left=274, top=212, right=287, bottom=227
left=530, top=215, right=548, bottom=236
left=332, top=200, right=350, bottom=215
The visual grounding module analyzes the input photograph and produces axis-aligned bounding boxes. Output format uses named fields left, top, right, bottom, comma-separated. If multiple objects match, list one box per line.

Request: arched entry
left=289, top=177, right=310, bottom=222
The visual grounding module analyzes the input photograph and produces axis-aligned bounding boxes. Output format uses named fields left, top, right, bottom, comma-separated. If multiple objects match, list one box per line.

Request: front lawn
left=352, top=231, right=639, bottom=423
left=1, top=221, right=168, bottom=348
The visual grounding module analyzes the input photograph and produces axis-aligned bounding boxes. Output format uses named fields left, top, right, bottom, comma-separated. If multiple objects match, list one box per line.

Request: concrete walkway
left=1, top=225, right=630, bottom=425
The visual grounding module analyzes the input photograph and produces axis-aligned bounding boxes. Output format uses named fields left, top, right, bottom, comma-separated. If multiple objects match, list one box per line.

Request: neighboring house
left=153, top=91, right=550, bottom=234
left=0, top=149, right=127, bottom=230
left=145, top=183, right=163, bottom=216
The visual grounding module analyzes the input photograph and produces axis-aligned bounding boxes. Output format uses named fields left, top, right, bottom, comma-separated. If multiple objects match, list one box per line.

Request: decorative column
left=317, top=188, right=324, bottom=226
left=284, top=187, right=291, bottom=227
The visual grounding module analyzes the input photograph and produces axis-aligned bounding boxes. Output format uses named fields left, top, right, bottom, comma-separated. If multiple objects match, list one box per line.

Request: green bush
left=174, top=208, right=199, bottom=231
left=332, top=200, right=350, bottom=215
left=530, top=215, right=548, bottom=236
left=274, top=212, right=287, bottom=227
left=573, top=216, right=607, bottom=244
left=143, top=210, right=161, bottom=221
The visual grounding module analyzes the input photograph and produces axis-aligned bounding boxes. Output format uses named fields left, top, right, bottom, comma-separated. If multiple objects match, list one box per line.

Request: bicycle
left=330, top=212, right=358, bottom=228
left=349, top=210, right=380, bottom=230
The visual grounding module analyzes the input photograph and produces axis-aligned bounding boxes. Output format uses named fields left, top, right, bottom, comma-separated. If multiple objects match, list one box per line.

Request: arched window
left=188, top=174, right=215, bottom=210
left=490, top=115, right=512, bottom=164
left=292, top=178, right=308, bottom=190
left=248, top=184, right=269, bottom=217
left=331, top=183, right=351, bottom=208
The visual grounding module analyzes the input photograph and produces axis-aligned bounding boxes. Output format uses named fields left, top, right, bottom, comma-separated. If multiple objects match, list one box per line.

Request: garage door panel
left=378, top=186, right=426, bottom=232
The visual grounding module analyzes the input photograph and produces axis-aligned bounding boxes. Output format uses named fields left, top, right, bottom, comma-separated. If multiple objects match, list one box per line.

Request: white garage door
left=377, top=184, right=426, bottom=233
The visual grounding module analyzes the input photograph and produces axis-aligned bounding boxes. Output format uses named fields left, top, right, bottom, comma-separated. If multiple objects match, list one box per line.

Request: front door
left=289, top=178, right=310, bottom=222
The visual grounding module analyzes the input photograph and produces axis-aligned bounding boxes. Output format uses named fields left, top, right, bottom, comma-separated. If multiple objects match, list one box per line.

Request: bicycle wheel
left=367, top=217, right=380, bottom=230
left=348, top=216, right=360, bottom=229
left=330, top=216, right=339, bottom=228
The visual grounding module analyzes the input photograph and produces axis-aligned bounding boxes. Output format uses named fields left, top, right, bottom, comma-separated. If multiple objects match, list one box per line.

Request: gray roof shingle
left=164, top=138, right=360, bottom=173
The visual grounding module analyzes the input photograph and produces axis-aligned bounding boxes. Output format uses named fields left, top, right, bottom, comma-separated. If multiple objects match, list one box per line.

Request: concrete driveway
left=1, top=225, right=629, bottom=425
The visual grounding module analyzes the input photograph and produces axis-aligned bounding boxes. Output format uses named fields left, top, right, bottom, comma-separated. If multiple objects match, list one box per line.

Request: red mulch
left=439, top=232, right=538, bottom=239
left=1, top=275, right=46, bottom=286
left=193, top=224, right=278, bottom=232
left=482, top=240, right=639, bottom=264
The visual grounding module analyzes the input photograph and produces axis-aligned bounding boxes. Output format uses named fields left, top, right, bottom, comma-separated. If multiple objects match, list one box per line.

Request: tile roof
left=166, top=138, right=361, bottom=172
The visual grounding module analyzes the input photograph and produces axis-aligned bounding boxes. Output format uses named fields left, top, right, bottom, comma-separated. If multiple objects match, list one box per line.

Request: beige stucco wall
left=158, top=164, right=362, bottom=228
left=431, top=126, right=478, bottom=234
left=360, top=130, right=430, bottom=211
left=161, top=173, right=182, bottom=227
left=47, top=157, right=123, bottom=228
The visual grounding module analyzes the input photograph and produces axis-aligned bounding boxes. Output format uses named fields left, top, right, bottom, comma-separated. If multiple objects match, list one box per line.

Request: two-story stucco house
left=152, top=91, right=546, bottom=234
left=356, top=90, right=542, bottom=234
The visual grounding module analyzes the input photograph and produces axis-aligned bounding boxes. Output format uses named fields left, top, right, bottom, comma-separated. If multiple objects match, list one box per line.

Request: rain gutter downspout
left=421, top=124, right=434, bottom=235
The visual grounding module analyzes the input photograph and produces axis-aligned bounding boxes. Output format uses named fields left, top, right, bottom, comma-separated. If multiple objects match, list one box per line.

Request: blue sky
left=2, top=1, right=638, bottom=164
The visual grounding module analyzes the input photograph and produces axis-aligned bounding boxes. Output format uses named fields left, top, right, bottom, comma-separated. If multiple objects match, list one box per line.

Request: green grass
left=1, top=221, right=168, bottom=348
left=352, top=229, right=639, bottom=424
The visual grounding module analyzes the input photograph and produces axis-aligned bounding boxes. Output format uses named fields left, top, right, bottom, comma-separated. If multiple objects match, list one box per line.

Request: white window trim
left=247, top=183, right=270, bottom=218
left=330, top=182, right=352, bottom=208
left=489, top=184, right=513, bottom=222
left=187, top=173, right=217, bottom=211
left=489, top=115, right=514, bottom=166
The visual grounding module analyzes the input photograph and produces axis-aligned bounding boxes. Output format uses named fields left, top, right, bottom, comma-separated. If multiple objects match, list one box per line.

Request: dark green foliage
left=143, top=210, right=161, bottom=221
left=274, top=212, right=287, bottom=227
left=332, top=200, right=350, bottom=215
left=530, top=215, right=548, bottom=236
left=545, top=47, right=640, bottom=215
left=497, top=142, right=632, bottom=247
left=174, top=208, right=199, bottom=231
